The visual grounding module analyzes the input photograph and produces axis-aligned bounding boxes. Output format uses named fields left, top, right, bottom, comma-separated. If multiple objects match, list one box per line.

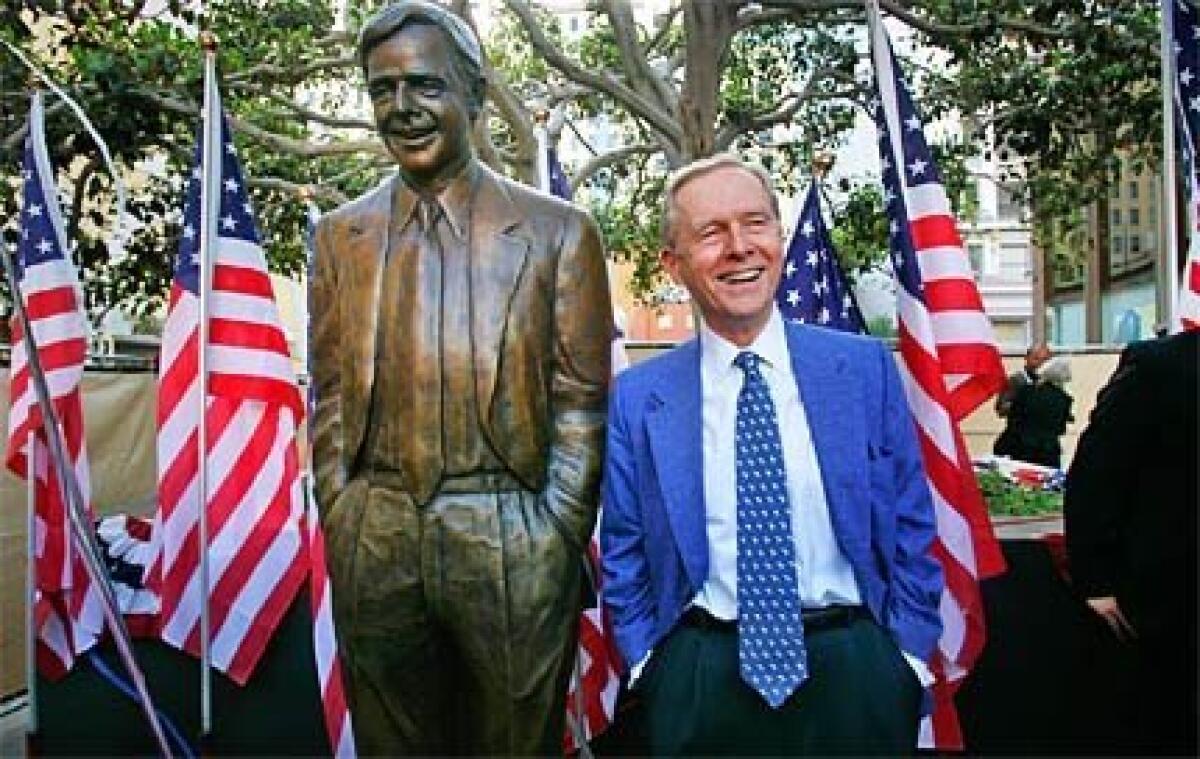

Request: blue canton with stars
left=175, top=115, right=261, bottom=295
left=1171, top=0, right=1200, bottom=192
left=734, top=351, right=807, bottom=709
left=18, top=135, right=70, bottom=281
left=870, top=36, right=939, bottom=307
left=776, top=180, right=867, bottom=334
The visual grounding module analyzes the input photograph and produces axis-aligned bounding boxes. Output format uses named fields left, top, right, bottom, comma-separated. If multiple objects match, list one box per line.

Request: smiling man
left=308, top=1, right=612, bottom=753
left=600, top=155, right=943, bottom=755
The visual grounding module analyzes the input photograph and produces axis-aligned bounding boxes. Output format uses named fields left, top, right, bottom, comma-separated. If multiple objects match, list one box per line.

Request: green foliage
left=865, top=315, right=897, bottom=339
left=976, top=469, right=1063, bottom=517
left=1, top=1, right=370, bottom=323
left=918, top=0, right=1161, bottom=241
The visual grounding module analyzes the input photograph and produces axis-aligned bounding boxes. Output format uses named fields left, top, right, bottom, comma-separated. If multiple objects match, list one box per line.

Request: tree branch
left=572, top=143, right=658, bottom=188
left=603, top=0, right=677, bottom=114
left=136, top=88, right=389, bottom=158
left=252, top=91, right=373, bottom=131
left=753, top=0, right=1068, bottom=40
left=224, top=54, right=357, bottom=85
left=503, top=0, right=684, bottom=149
left=247, top=176, right=350, bottom=206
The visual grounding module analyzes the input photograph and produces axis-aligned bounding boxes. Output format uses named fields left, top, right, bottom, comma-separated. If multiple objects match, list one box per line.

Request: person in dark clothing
left=993, top=357, right=1074, bottom=468
left=1065, top=330, right=1199, bottom=756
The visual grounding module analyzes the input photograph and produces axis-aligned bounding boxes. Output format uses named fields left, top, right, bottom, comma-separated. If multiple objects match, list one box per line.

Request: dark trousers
left=638, top=614, right=921, bottom=756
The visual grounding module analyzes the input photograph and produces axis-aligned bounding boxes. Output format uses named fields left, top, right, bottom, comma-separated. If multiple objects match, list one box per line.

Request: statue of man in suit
left=308, top=2, right=612, bottom=753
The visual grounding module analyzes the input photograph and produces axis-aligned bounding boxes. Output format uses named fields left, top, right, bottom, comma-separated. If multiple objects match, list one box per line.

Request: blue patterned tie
left=734, top=351, right=807, bottom=708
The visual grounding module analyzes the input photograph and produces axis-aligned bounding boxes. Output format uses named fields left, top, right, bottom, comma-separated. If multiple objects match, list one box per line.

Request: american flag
left=1168, top=0, right=1200, bottom=330
left=303, top=199, right=356, bottom=757
left=776, top=179, right=868, bottom=332
left=4, top=92, right=105, bottom=679
left=147, top=81, right=307, bottom=686
left=867, top=4, right=1007, bottom=749
left=542, top=145, right=623, bottom=753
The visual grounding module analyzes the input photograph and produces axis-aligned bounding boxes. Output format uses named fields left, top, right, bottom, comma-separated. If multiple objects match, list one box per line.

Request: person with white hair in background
left=993, top=355, right=1074, bottom=469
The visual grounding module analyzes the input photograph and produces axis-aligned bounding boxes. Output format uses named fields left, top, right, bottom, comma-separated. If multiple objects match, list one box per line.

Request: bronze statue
left=308, top=2, right=612, bottom=753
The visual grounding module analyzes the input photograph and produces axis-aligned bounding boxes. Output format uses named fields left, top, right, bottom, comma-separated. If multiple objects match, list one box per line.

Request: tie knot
left=416, top=199, right=442, bottom=233
left=734, top=351, right=763, bottom=376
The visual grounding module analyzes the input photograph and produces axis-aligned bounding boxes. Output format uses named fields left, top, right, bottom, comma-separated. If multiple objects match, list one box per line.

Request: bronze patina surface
left=309, top=2, right=612, bottom=753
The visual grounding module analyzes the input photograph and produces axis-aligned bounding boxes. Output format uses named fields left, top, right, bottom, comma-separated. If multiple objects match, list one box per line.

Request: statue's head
left=359, top=1, right=486, bottom=192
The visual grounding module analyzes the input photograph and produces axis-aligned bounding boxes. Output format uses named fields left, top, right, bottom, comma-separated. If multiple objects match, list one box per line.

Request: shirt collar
left=700, top=306, right=790, bottom=381
left=392, top=161, right=478, bottom=240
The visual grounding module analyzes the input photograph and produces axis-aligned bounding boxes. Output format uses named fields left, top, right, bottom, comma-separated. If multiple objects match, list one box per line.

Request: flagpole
left=25, top=435, right=38, bottom=737
left=196, top=30, right=221, bottom=738
left=1, top=244, right=173, bottom=758
left=534, top=110, right=550, bottom=192
left=1161, top=0, right=1180, bottom=331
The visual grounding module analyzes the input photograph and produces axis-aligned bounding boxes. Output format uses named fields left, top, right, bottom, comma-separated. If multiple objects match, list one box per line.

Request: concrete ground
left=0, top=695, right=28, bottom=758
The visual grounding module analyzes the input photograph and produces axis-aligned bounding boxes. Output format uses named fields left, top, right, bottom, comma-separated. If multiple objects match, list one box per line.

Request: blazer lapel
left=787, top=327, right=864, bottom=545
left=645, top=340, right=707, bottom=590
left=342, top=176, right=394, bottom=468
left=469, top=166, right=530, bottom=419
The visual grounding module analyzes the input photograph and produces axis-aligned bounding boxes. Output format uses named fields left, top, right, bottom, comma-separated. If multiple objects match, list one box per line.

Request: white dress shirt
left=693, top=307, right=861, bottom=616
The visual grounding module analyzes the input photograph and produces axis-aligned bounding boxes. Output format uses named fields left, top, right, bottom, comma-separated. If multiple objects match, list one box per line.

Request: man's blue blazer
left=600, top=322, right=944, bottom=673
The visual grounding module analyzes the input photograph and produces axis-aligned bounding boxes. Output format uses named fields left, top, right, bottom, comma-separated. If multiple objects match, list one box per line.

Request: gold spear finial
left=812, top=152, right=835, bottom=180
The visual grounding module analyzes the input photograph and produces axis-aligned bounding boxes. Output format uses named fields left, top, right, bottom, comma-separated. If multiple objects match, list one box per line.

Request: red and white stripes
left=868, top=3, right=1006, bottom=749
left=304, top=487, right=356, bottom=757
left=5, top=93, right=104, bottom=678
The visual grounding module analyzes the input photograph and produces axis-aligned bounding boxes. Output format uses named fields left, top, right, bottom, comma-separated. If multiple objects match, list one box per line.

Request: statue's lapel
left=469, top=166, right=530, bottom=417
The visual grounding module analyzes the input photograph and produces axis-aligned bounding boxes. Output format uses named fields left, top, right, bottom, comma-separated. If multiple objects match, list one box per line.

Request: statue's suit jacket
left=309, top=163, right=612, bottom=546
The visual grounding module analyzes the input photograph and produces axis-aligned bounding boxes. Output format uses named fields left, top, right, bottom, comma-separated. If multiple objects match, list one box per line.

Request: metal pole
left=1161, top=0, right=1180, bottom=331
left=25, top=436, right=38, bottom=736
left=1, top=251, right=173, bottom=757
left=196, top=33, right=222, bottom=738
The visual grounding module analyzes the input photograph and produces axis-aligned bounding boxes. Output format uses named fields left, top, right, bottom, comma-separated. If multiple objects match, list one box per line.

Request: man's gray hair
left=660, top=154, right=780, bottom=248
left=1039, top=356, right=1072, bottom=387
left=358, top=1, right=486, bottom=114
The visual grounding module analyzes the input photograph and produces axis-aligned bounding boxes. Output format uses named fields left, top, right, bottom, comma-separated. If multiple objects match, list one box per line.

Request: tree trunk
left=1086, top=192, right=1111, bottom=344
left=678, top=2, right=739, bottom=163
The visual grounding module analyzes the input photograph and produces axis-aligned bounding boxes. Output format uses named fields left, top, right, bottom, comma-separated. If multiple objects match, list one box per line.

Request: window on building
left=967, top=243, right=985, bottom=276
left=1111, top=234, right=1126, bottom=258
left=997, top=183, right=1023, bottom=222
left=1129, top=234, right=1142, bottom=254
left=1111, top=208, right=1122, bottom=226
left=1129, top=208, right=1140, bottom=226
left=997, top=244, right=1028, bottom=279
left=1111, top=182, right=1121, bottom=199
left=1129, top=181, right=1139, bottom=199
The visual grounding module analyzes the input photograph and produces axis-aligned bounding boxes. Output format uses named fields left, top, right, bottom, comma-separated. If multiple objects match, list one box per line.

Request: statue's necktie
left=733, top=350, right=807, bottom=708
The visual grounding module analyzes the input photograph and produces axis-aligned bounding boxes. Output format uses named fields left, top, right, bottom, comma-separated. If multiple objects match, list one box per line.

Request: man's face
left=366, top=23, right=474, bottom=192
left=660, top=166, right=784, bottom=347
left=1026, top=344, right=1051, bottom=371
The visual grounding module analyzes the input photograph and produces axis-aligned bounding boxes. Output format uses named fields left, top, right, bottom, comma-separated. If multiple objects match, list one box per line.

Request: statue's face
left=366, top=22, right=473, bottom=192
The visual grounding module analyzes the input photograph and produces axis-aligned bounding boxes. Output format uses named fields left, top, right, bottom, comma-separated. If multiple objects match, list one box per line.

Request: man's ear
left=468, top=76, right=487, bottom=120
left=660, top=247, right=681, bottom=284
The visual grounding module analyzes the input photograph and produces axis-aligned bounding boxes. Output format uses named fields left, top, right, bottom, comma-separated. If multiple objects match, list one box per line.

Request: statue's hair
left=660, top=154, right=780, bottom=248
left=358, top=1, right=486, bottom=115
